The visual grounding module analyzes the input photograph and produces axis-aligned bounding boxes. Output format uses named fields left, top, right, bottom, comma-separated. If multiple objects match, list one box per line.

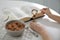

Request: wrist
left=39, top=32, right=51, bottom=40
left=47, top=12, right=53, bottom=18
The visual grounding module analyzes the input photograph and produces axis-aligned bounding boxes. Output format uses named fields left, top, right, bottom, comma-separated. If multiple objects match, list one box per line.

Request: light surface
left=0, top=1, right=60, bottom=40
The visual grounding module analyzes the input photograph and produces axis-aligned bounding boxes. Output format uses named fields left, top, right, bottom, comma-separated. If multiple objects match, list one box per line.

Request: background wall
left=0, top=0, right=60, bottom=13
left=16, top=0, right=60, bottom=13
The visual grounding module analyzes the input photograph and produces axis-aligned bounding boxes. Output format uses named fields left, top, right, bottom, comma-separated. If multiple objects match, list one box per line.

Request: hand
left=30, top=22, right=51, bottom=40
left=30, top=22, right=46, bottom=34
left=41, top=8, right=52, bottom=16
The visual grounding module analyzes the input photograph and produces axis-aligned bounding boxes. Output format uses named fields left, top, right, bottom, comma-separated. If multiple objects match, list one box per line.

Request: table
left=0, top=1, right=60, bottom=40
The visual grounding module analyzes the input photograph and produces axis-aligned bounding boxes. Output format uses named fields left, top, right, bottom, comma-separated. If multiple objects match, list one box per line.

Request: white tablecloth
left=0, top=1, right=60, bottom=40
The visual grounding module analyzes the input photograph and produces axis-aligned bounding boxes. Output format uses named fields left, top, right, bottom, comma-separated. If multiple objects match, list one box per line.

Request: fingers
left=41, top=9, right=45, bottom=14
left=40, top=9, right=46, bottom=14
left=30, top=21, right=40, bottom=30
left=32, top=8, right=49, bottom=15
left=40, top=8, right=49, bottom=14
left=30, top=21, right=37, bottom=29
left=30, top=21, right=44, bottom=33
left=30, top=21, right=39, bottom=27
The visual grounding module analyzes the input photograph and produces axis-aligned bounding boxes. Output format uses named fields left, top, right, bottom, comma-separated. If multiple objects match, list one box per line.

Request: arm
left=41, top=8, right=60, bottom=23
left=47, top=13, right=60, bottom=23
left=30, top=22, right=51, bottom=40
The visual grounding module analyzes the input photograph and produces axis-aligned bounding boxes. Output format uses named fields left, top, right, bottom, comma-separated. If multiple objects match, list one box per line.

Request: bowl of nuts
left=5, top=20, right=25, bottom=37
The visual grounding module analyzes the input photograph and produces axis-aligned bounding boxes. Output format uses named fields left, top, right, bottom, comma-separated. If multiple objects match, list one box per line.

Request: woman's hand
left=41, top=8, right=60, bottom=23
left=30, top=22, right=47, bottom=35
left=41, top=8, right=52, bottom=17
left=30, top=21, right=51, bottom=40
